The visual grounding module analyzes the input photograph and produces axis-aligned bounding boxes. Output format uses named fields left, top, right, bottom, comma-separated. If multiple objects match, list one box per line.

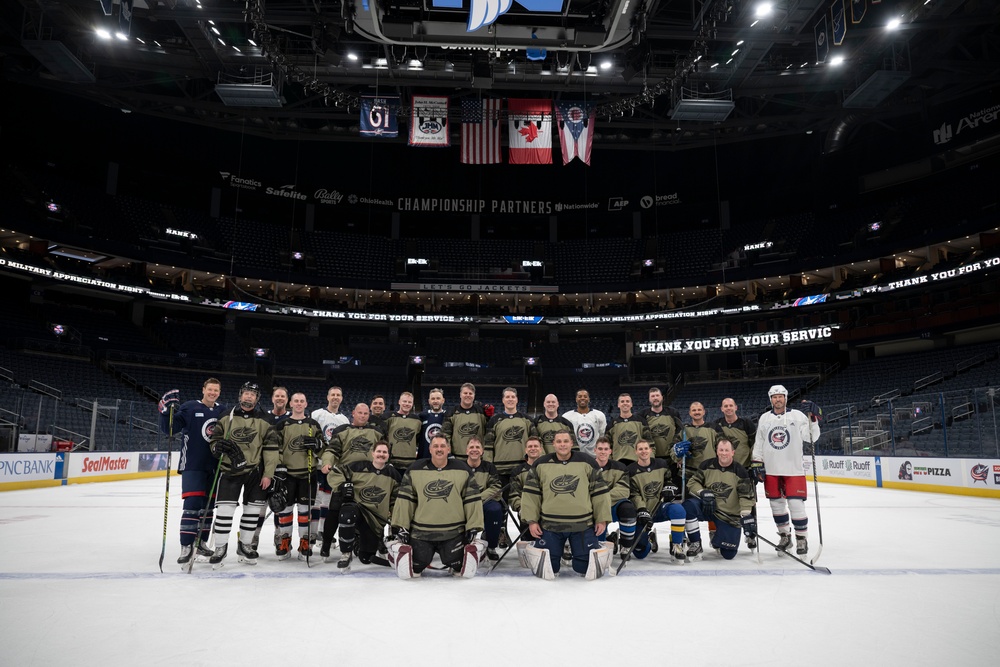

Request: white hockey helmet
left=768, top=384, right=788, bottom=397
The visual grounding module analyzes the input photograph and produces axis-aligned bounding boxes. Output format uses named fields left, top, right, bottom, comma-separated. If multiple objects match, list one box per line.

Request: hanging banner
left=409, top=95, right=450, bottom=147
left=360, top=96, right=399, bottom=138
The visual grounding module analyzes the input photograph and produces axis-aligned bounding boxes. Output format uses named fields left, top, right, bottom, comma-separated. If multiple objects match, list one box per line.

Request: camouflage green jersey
left=714, top=416, right=756, bottom=469
left=272, top=416, right=326, bottom=479
left=383, top=411, right=423, bottom=470
left=673, top=422, right=721, bottom=471
left=520, top=453, right=612, bottom=533
left=626, top=458, right=682, bottom=513
left=687, top=458, right=756, bottom=527
left=321, top=422, right=385, bottom=468
left=605, top=416, right=653, bottom=466
left=467, top=459, right=503, bottom=503
left=484, top=411, right=537, bottom=475
left=327, top=460, right=402, bottom=535
left=441, top=405, right=488, bottom=461
left=391, top=459, right=484, bottom=541
left=638, top=406, right=684, bottom=459
left=532, top=414, right=577, bottom=455
left=507, top=460, right=534, bottom=514
left=597, top=459, right=631, bottom=506
left=209, top=407, right=279, bottom=478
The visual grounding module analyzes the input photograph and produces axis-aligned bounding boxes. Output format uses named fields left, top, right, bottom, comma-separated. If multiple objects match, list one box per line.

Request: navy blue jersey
left=418, top=410, right=446, bottom=460
left=159, top=400, right=227, bottom=473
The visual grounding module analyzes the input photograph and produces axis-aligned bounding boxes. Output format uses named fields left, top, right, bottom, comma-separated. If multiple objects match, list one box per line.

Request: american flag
left=460, top=98, right=502, bottom=164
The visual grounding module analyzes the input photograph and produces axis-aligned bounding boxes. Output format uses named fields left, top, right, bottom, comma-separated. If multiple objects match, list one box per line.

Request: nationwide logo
left=933, top=103, right=1000, bottom=145
left=550, top=474, right=580, bottom=496
left=640, top=193, right=681, bottom=209
left=608, top=197, right=629, bottom=212
left=424, top=478, right=454, bottom=501
left=315, top=189, right=343, bottom=205
left=359, top=486, right=387, bottom=505
left=266, top=185, right=307, bottom=201
left=970, top=463, right=989, bottom=484
left=554, top=202, right=599, bottom=212
left=642, top=481, right=662, bottom=500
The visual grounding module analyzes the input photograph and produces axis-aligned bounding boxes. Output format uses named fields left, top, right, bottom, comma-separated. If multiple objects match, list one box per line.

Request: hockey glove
left=267, top=468, right=289, bottom=513
left=211, top=440, right=247, bottom=472
left=636, top=508, right=652, bottom=528
left=698, top=490, right=716, bottom=516
left=393, top=527, right=410, bottom=545
left=673, top=440, right=692, bottom=459
left=464, top=529, right=478, bottom=545
left=158, top=389, right=180, bottom=415
left=749, top=460, right=766, bottom=484
left=302, top=435, right=324, bottom=453
left=660, top=485, right=680, bottom=503
left=484, top=403, right=495, bottom=418
left=339, top=481, right=354, bottom=503
left=740, top=513, right=757, bottom=538
left=800, top=400, right=823, bottom=422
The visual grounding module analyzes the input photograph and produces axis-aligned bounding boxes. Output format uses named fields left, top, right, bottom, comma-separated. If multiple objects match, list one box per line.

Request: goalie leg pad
left=387, top=541, right=417, bottom=579
left=585, top=545, right=612, bottom=580
left=522, top=543, right=556, bottom=581
left=458, top=540, right=487, bottom=578
left=516, top=541, right=530, bottom=569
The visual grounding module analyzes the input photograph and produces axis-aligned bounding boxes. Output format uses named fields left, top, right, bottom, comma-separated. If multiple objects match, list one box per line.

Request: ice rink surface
left=1, top=478, right=998, bottom=666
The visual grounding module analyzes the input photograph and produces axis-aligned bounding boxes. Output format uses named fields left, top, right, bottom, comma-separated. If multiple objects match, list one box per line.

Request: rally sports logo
left=424, top=479, right=454, bottom=501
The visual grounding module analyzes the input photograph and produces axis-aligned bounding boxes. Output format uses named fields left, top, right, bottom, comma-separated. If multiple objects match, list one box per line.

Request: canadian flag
left=508, top=99, right=552, bottom=165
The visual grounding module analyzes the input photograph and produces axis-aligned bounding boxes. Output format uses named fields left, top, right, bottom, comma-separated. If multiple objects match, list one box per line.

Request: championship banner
left=409, top=95, right=450, bottom=147
left=815, top=15, right=829, bottom=64
left=831, top=0, right=847, bottom=46
left=360, top=96, right=399, bottom=138
left=554, top=101, right=595, bottom=166
left=850, top=0, right=867, bottom=24
left=99, top=0, right=113, bottom=15
left=508, top=98, right=553, bottom=165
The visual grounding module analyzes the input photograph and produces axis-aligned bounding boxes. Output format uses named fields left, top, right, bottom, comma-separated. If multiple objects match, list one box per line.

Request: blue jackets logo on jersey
left=501, top=425, right=526, bottom=441
left=767, top=427, right=790, bottom=450
left=617, top=430, right=639, bottom=446
left=549, top=474, right=580, bottom=496
left=424, top=479, right=455, bottom=501
left=459, top=422, right=481, bottom=436
left=360, top=486, right=388, bottom=504
left=349, top=436, right=373, bottom=454
left=642, top=481, right=662, bottom=499
left=392, top=426, right=417, bottom=443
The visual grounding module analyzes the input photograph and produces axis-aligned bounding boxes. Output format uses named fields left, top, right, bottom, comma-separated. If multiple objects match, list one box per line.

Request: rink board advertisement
left=66, top=451, right=176, bottom=484
left=0, top=453, right=63, bottom=490
left=809, top=455, right=1000, bottom=497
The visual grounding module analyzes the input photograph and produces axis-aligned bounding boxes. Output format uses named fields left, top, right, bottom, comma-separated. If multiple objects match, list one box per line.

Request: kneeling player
left=626, top=439, right=687, bottom=562
left=388, top=434, right=484, bottom=578
left=520, top=432, right=612, bottom=579
left=322, top=440, right=401, bottom=570
left=682, top=438, right=756, bottom=560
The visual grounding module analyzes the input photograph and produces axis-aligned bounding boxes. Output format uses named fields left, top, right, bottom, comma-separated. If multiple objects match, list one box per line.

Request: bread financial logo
left=550, top=474, right=580, bottom=496
left=392, top=426, right=416, bottom=445
left=459, top=423, right=481, bottom=436
left=349, top=435, right=373, bottom=454
left=424, top=479, right=454, bottom=501
left=360, top=486, right=387, bottom=505
left=502, top=425, right=526, bottom=442
left=642, top=481, right=662, bottom=500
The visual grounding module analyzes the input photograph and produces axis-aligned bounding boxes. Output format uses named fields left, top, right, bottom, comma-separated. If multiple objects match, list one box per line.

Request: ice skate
left=209, top=543, right=228, bottom=569
left=177, top=545, right=194, bottom=567
left=796, top=536, right=808, bottom=555
left=776, top=532, right=792, bottom=552
left=648, top=529, right=659, bottom=553
left=337, top=550, right=353, bottom=572
left=686, top=541, right=704, bottom=561
left=276, top=535, right=291, bottom=561
left=297, top=537, right=313, bottom=561
left=237, top=542, right=258, bottom=565
left=670, top=541, right=687, bottom=564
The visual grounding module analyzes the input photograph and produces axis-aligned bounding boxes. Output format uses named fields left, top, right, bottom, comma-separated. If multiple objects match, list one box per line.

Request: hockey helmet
left=239, top=381, right=261, bottom=410
left=768, top=384, right=788, bottom=397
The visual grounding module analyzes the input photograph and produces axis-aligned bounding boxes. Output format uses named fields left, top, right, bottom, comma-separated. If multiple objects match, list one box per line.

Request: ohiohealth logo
left=432, top=0, right=563, bottom=33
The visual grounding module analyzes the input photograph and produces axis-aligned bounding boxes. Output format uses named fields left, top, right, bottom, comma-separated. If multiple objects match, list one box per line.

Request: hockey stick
left=615, top=499, right=665, bottom=574
left=305, top=444, right=314, bottom=568
left=187, top=457, right=223, bottom=574
left=807, top=425, right=824, bottom=565
left=485, top=523, right=533, bottom=575
left=158, top=405, right=175, bottom=573
left=755, top=532, right=831, bottom=574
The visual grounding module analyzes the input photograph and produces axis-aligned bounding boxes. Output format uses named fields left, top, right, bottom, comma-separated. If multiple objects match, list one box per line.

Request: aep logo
left=431, top=0, right=564, bottom=33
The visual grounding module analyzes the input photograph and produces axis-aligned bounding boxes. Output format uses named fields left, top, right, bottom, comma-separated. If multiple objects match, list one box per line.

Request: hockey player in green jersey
left=441, top=383, right=489, bottom=462
left=605, top=393, right=653, bottom=466
left=385, top=391, right=423, bottom=473
left=388, top=434, right=485, bottom=578
left=638, top=387, right=684, bottom=462
left=593, top=436, right=638, bottom=557
left=465, top=436, right=504, bottom=561
left=533, top=394, right=577, bottom=454
left=320, top=403, right=384, bottom=470
left=682, top=438, right=756, bottom=560
left=626, top=439, right=688, bottom=562
left=520, top=431, right=613, bottom=579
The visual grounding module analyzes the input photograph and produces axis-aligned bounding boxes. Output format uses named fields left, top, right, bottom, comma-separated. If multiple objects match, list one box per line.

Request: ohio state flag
left=554, top=101, right=595, bottom=165
left=508, top=99, right=552, bottom=165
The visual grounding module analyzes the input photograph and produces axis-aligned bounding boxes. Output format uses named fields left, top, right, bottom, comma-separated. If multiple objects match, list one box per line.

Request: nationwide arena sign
left=634, top=325, right=840, bottom=355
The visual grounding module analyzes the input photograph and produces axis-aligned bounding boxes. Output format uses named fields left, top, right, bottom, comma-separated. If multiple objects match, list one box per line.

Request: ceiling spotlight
left=115, top=32, right=128, bottom=41
left=754, top=3, right=773, bottom=19
left=886, top=17, right=902, bottom=30
left=829, top=55, right=845, bottom=66
left=347, top=52, right=358, bottom=61
left=600, top=60, right=612, bottom=70
left=95, top=28, right=112, bottom=40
